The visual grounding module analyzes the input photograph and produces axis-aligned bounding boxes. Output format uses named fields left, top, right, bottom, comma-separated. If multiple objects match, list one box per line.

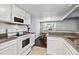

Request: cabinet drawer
left=0, top=44, right=17, bottom=55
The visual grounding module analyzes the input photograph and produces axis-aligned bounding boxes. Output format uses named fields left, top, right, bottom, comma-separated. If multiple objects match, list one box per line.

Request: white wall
left=35, top=20, right=40, bottom=38
left=77, top=18, right=79, bottom=31
left=40, top=18, right=77, bottom=32
left=31, top=17, right=40, bottom=39
left=56, top=19, right=77, bottom=31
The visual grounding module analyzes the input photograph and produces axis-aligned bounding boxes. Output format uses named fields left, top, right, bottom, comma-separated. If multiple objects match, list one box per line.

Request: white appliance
left=17, top=34, right=31, bottom=55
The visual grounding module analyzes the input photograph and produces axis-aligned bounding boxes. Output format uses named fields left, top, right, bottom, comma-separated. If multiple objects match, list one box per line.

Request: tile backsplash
left=0, top=23, right=27, bottom=34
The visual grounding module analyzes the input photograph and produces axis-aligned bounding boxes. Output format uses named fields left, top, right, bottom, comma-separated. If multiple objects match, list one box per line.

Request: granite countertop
left=0, top=32, right=33, bottom=44
left=47, top=32, right=79, bottom=39
left=0, top=36, right=17, bottom=44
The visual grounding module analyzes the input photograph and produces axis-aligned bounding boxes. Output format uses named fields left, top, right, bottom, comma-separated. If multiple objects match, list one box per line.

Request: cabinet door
left=58, top=38, right=64, bottom=55
left=47, top=37, right=59, bottom=55
left=25, top=13, right=31, bottom=25
left=47, top=37, right=64, bottom=55
left=0, top=44, right=17, bottom=55
left=0, top=4, right=11, bottom=22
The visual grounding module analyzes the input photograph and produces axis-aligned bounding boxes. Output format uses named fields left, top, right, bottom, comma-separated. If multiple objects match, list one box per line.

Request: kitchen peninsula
left=47, top=31, right=79, bottom=55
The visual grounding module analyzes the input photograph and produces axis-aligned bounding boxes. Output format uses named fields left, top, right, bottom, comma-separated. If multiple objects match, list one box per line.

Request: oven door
left=22, top=38, right=30, bottom=48
left=17, top=35, right=31, bottom=54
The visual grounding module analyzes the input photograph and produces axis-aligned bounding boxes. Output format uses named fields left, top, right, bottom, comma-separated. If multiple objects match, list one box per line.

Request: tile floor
left=30, top=46, right=46, bottom=55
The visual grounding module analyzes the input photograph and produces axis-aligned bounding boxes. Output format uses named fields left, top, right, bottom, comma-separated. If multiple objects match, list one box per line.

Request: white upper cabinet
left=12, top=5, right=26, bottom=24
left=0, top=4, right=31, bottom=25
left=25, top=13, right=31, bottom=25
left=0, top=4, right=11, bottom=22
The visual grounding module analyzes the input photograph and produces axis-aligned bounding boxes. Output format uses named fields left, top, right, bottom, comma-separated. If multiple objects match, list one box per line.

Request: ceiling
left=17, top=4, right=77, bottom=21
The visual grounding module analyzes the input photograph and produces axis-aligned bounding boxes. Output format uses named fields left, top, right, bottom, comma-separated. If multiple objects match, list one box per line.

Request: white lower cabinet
left=0, top=44, right=17, bottom=55
left=47, top=37, right=58, bottom=55
left=47, top=37, right=63, bottom=55
left=0, top=34, right=35, bottom=55
left=0, top=39, right=17, bottom=55
left=47, top=37, right=79, bottom=55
